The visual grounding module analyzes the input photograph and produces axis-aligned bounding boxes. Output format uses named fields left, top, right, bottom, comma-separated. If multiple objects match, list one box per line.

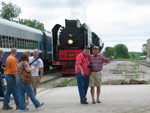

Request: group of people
left=0, top=48, right=44, bottom=112
left=75, top=46, right=114, bottom=104
left=0, top=46, right=113, bottom=110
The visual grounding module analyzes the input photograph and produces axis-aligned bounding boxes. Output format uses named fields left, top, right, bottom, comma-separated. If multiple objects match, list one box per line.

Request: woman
left=17, top=53, right=43, bottom=112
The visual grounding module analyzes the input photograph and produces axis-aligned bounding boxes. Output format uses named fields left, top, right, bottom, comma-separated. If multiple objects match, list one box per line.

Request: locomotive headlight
left=68, top=39, right=73, bottom=44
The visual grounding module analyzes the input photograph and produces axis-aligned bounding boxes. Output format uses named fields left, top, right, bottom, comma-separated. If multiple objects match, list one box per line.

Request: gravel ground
left=102, top=61, right=150, bottom=84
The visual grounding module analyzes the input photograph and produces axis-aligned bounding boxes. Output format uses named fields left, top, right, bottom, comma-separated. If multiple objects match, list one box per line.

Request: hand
left=37, top=77, right=41, bottom=83
left=81, top=70, right=84, bottom=76
left=110, top=56, right=114, bottom=60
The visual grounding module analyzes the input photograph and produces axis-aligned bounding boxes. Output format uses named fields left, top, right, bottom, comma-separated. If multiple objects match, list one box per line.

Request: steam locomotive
left=52, top=19, right=103, bottom=75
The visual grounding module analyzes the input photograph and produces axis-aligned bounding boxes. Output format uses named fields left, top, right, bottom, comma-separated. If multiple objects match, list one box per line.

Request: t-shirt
left=17, top=61, right=29, bottom=76
left=75, top=53, right=91, bottom=75
left=29, top=56, right=44, bottom=76
left=89, top=54, right=109, bottom=71
left=5, top=55, right=17, bottom=75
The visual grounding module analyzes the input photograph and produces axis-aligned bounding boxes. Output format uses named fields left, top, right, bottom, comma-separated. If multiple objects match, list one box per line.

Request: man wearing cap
left=89, top=46, right=114, bottom=104
left=75, top=46, right=91, bottom=104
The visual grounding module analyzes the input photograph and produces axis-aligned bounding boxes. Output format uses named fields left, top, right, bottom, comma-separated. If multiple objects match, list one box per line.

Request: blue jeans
left=0, top=74, right=4, bottom=97
left=16, top=76, right=41, bottom=110
left=76, top=73, right=89, bottom=100
left=3, top=75, right=19, bottom=107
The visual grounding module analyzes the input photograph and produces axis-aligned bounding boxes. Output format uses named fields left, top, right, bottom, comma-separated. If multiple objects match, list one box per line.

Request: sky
left=1, top=0, right=150, bottom=52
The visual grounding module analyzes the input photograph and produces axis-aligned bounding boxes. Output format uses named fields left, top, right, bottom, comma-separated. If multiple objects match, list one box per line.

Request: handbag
left=21, top=63, right=32, bottom=84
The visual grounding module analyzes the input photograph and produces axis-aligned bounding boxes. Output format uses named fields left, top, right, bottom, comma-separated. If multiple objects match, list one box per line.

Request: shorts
left=32, top=76, right=39, bottom=89
left=89, top=71, right=102, bottom=87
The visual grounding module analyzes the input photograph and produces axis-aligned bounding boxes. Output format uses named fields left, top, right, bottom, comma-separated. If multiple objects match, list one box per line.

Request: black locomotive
left=52, top=19, right=103, bottom=75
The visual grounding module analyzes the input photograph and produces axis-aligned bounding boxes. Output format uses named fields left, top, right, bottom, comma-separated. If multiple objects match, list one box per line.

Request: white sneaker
left=36, top=102, right=44, bottom=110
left=19, top=108, right=29, bottom=112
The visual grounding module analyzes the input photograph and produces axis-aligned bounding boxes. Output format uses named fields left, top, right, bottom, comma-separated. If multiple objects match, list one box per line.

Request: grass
left=114, top=58, right=146, bottom=61
left=51, top=77, right=77, bottom=87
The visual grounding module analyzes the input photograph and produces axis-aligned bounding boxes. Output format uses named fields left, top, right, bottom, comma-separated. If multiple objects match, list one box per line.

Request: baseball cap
left=93, top=46, right=99, bottom=49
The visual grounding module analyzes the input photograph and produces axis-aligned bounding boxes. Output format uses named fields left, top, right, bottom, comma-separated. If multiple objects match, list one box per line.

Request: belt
left=92, top=70, right=100, bottom=72
left=6, top=74, right=14, bottom=76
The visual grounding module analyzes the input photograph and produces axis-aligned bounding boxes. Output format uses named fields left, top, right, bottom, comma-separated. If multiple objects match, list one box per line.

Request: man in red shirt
left=75, top=46, right=91, bottom=104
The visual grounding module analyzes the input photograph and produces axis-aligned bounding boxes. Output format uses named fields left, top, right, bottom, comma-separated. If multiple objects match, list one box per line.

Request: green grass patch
left=114, top=58, right=146, bottom=61
left=51, top=77, right=77, bottom=87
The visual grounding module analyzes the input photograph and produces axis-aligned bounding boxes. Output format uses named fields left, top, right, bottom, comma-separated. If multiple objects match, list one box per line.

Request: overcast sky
left=1, top=0, right=150, bottom=52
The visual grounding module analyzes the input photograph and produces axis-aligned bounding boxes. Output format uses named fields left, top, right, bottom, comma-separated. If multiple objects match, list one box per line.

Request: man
left=0, top=50, right=4, bottom=101
left=2, top=48, right=19, bottom=110
left=75, top=46, right=91, bottom=104
left=89, top=46, right=114, bottom=104
left=29, top=49, right=44, bottom=96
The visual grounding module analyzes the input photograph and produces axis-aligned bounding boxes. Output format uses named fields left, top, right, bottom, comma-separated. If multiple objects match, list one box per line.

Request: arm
left=38, top=67, right=44, bottom=83
left=25, top=67, right=35, bottom=72
left=103, top=56, right=114, bottom=62
left=24, top=61, right=35, bottom=72
left=77, top=64, right=84, bottom=76
left=107, top=56, right=114, bottom=62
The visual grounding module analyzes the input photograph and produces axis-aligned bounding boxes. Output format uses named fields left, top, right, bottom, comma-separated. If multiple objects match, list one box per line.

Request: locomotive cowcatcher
left=52, top=19, right=103, bottom=75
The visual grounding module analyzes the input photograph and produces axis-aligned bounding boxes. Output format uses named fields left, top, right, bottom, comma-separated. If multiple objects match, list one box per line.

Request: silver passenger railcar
left=0, top=18, right=52, bottom=70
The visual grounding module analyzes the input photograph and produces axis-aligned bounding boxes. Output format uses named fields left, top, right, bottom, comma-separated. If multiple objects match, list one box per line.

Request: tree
left=114, top=44, right=129, bottom=58
left=18, top=19, right=46, bottom=31
left=141, top=44, right=147, bottom=55
left=0, top=2, right=21, bottom=20
left=103, top=47, right=114, bottom=57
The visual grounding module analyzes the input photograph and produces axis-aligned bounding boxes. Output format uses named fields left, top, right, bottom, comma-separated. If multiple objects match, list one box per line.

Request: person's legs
left=96, top=87, right=101, bottom=103
left=89, top=73, right=97, bottom=104
left=76, top=73, right=88, bottom=104
left=12, top=78, right=19, bottom=108
left=90, top=87, right=95, bottom=104
left=95, top=72, right=102, bottom=103
left=17, top=77, right=26, bottom=110
left=3, top=75, right=13, bottom=109
left=25, top=83, right=41, bottom=108
left=76, top=73, right=85, bottom=98
left=84, top=75, right=89, bottom=96
left=32, top=76, right=38, bottom=96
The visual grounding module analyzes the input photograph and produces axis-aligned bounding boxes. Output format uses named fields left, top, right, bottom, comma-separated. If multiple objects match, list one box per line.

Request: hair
left=19, top=53, right=29, bottom=62
left=24, top=51, right=30, bottom=56
left=84, top=46, right=90, bottom=50
left=11, top=48, right=17, bottom=54
left=0, top=49, right=4, bottom=55
left=93, top=46, right=99, bottom=50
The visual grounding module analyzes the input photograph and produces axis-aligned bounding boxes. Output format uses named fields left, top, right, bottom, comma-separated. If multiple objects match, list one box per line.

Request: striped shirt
left=89, top=54, right=109, bottom=72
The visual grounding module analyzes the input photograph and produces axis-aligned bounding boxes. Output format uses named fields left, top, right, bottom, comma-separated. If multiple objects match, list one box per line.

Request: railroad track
left=139, top=61, right=150, bottom=67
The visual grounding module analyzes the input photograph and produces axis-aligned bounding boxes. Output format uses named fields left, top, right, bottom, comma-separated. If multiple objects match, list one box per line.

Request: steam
left=69, top=0, right=87, bottom=23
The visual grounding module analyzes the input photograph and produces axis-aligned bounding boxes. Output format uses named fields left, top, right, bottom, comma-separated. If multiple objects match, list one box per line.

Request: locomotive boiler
left=52, top=19, right=103, bottom=75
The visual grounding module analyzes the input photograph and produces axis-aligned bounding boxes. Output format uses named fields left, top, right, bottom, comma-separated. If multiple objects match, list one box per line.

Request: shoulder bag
left=21, top=63, right=33, bottom=84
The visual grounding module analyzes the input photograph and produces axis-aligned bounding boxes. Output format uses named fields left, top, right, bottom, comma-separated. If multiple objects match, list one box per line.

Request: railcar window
left=11, top=37, right=15, bottom=48
left=14, top=38, right=17, bottom=48
left=2, top=36, right=6, bottom=48
left=6, top=36, right=9, bottom=48
left=0, top=35, right=38, bottom=49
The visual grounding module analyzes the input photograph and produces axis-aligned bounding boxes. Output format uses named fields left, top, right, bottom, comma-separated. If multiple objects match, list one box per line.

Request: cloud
left=1, top=0, right=150, bottom=52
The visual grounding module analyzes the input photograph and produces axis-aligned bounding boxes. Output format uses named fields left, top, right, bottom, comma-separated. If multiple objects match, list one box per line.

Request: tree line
left=103, top=43, right=147, bottom=59
left=0, top=2, right=45, bottom=31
